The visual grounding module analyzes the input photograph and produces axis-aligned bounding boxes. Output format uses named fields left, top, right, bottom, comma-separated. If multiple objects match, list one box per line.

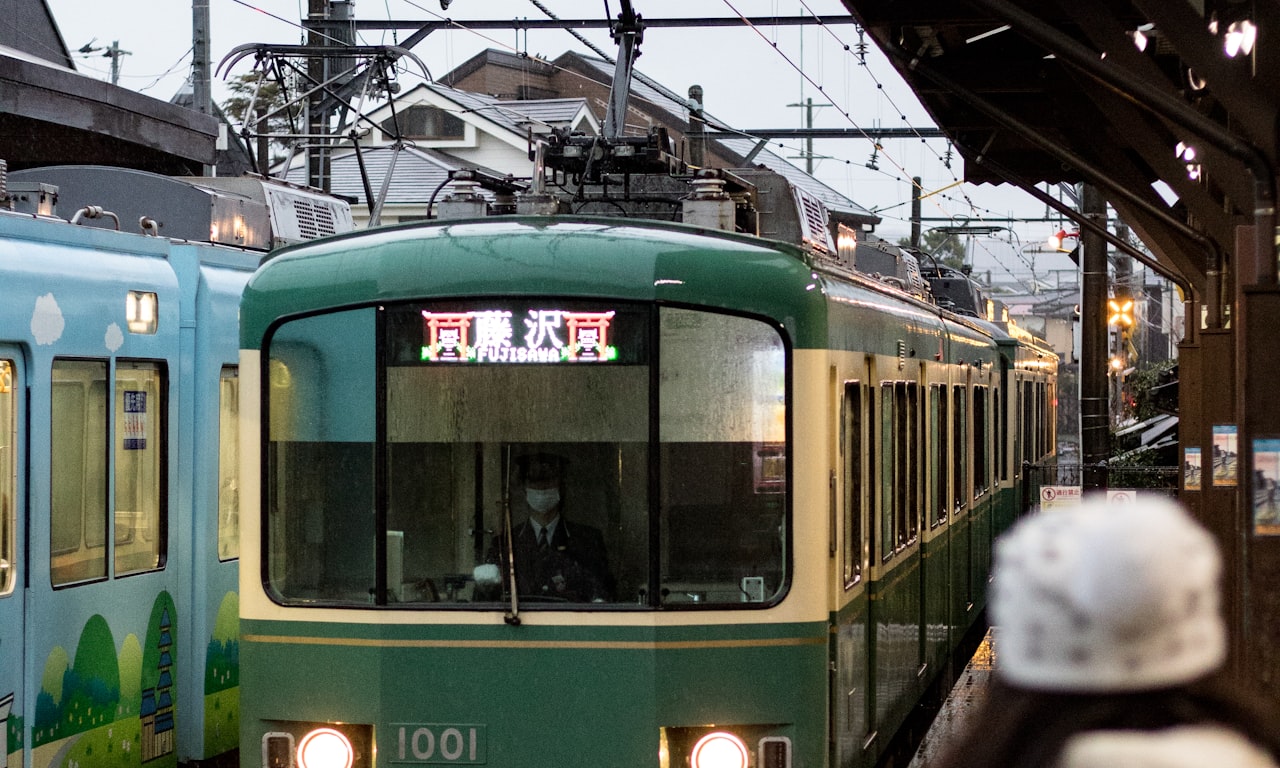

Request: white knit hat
left=992, top=496, right=1225, bottom=691
left=1058, top=726, right=1278, bottom=768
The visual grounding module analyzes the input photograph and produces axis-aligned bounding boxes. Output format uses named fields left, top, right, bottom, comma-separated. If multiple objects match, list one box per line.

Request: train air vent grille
left=792, top=188, right=835, bottom=256
left=292, top=198, right=338, bottom=239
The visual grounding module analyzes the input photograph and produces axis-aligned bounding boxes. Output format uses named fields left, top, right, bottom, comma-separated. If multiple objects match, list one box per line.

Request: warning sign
left=1039, top=485, right=1082, bottom=510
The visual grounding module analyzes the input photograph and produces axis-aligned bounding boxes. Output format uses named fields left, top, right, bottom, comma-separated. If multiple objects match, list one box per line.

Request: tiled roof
left=412, top=83, right=594, bottom=136
left=284, top=145, right=504, bottom=205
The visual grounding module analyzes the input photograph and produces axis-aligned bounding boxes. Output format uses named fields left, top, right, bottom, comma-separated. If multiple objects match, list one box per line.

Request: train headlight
left=297, top=727, right=354, bottom=768
left=126, top=290, right=158, bottom=334
left=690, top=732, right=749, bottom=768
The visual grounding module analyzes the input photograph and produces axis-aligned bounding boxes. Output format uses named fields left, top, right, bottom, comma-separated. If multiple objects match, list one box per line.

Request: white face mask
left=526, top=487, right=560, bottom=514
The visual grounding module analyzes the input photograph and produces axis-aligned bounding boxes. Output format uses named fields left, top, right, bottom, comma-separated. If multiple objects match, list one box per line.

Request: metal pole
left=307, top=0, right=329, bottom=191
left=688, top=85, right=704, bottom=168
left=192, top=3, right=211, bottom=114
left=911, top=176, right=922, bottom=248
left=1081, top=184, right=1109, bottom=491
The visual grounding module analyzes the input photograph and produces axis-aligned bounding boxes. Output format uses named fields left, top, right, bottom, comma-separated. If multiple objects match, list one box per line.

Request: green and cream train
left=237, top=215, right=1057, bottom=768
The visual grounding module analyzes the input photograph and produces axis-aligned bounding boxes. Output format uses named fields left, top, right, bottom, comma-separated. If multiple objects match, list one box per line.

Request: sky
left=41, top=0, right=1085, bottom=287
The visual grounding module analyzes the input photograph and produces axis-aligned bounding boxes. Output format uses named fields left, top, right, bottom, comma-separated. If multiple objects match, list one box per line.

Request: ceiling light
left=1224, top=20, right=1256, bottom=58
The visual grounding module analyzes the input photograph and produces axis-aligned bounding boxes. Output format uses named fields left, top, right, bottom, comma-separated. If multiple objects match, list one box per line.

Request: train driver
left=478, top=452, right=614, bottom=603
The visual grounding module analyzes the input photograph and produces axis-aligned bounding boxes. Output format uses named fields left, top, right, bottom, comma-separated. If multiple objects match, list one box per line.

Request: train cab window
left=264, top=302, right=789, bottom=609
left=218, top=367, right=240, bottom=561
left=114, top=361, right=166, bottom=576
left=657, top=309, right=786, bottom=606
left=51, top=360, right=109, bottom=586
left=266, top=309, right=377, bottom=604
left=1, top=359, right=15, bottom=595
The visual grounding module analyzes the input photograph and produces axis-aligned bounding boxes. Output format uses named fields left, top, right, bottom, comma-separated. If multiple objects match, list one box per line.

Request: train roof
left=243, top=216, right=1057, bottom=373
left=243, top=216, right=835, bottom=349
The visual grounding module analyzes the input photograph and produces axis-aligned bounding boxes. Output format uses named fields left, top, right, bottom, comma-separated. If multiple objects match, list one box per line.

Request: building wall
left=447, top=58, right=559, bottom=100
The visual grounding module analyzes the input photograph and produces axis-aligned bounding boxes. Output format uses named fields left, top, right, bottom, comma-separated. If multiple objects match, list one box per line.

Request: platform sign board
left=1039, top=485, right=1082, bottom=510
left=1185, top=447, right=1202, bottom=491
left=1252, top=438, right=1280, bottom=536
left=1213, top=424, right=1238, bottom=487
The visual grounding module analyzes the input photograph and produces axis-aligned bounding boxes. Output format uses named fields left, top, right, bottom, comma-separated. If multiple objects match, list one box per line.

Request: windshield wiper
left=501, top=447, right=521, bottom=626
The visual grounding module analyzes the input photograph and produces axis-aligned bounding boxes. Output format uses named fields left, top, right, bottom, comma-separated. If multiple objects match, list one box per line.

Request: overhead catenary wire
left=228, top=0, right=1051, bottom=276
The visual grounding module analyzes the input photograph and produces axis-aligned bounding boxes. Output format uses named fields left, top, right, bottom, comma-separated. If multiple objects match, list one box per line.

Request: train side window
left=842, top=381, right=862, bottom=588
left=114, top=361, right=166, bottom=576
left=952, top=385, right=966, bottom=513
left=1021, top=380, right=1033, bottom=467
left=995, top=387, right=1006, bottom=483
left=1047, top=381, right=1057, bottom=454
left=218, top=367, right=239, bottom=561
left=880, top=382, right=896, bottom=559
left=973, top=386, right=988, bottom=498
left=1, top=359, right=15, bottom=595
left=905, top=382, right=919, bottom=544
left=930, top=383, right=948, bottom=526
left=1039, top=382, right=1050, bottom=458
left=51, top=359, right=109, bottom=586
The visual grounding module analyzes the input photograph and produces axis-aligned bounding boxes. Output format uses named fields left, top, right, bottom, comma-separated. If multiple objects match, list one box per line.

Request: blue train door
left=0, top=351, right=24, bottom=768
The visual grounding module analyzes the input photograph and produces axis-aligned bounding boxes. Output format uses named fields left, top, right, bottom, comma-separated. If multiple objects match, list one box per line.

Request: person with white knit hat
left=933, top=496, right=1280, bottom=768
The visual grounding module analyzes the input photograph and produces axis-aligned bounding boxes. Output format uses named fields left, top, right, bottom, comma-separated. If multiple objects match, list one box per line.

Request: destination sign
left=422, top=308, right=618, bottom=364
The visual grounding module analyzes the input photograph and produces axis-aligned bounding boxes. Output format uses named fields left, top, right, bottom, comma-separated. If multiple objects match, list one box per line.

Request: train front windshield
left=264, top=300, right=788, bottom=609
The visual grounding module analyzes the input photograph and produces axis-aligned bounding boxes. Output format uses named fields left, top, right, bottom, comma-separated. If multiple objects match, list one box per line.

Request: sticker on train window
left=421, top=308, right=619, bottom=363
left=123, top=390, right=148, bottom=449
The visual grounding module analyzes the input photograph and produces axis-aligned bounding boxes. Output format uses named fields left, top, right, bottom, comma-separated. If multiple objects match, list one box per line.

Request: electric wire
left=228, top=0, right=1051, bottom=281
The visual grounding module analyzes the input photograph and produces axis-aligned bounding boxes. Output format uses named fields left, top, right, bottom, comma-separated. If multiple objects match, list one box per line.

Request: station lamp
left=1107, top=297, right=1135, bottom=329
left=1048, top=230, right=1078, bottom=252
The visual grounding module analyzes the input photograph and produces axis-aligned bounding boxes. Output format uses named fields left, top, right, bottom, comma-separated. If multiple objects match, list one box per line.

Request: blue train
left=0, top=164, right=350, bottom=768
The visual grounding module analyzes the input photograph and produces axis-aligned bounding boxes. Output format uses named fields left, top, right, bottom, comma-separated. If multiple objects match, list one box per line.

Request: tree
left=220, top=72, right=298, bottom=168
left=898, top=230, right=968, bottom=269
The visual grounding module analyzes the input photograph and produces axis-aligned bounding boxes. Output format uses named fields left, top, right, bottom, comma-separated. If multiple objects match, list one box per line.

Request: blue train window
left=218, top=367, right=239, bottom=561
left=0, top=359, right=14, bottom=596
left=51, top=360, right=109, bottom=586
left=114, top=361, right=166, bottom=576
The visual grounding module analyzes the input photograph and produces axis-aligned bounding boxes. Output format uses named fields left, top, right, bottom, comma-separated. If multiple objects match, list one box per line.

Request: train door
left=0, top=351, right=24, bottom=768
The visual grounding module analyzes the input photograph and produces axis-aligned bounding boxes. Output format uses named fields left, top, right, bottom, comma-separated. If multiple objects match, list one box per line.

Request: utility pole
left=192, top=1, right=211, bottom=115
left=1080, top=184, right=1109, bottom=491
left=911, top=176, right=922, bottom=248
left=78, top=40, right=131, bottom=85
left=307, top=0, right=329, bottom=191
left=786, top=97, right=832, bottom=174
left=193, top=0, right=213, bottom=176
left=688, top=85, right=705, bottom=168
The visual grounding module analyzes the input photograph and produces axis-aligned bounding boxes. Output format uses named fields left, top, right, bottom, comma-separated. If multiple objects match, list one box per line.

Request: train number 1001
left=391, top=724, right=486, bottom=765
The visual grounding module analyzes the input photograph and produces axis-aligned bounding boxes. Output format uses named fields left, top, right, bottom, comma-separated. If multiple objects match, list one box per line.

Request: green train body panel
left=242, top=620, right=830, bottom=765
